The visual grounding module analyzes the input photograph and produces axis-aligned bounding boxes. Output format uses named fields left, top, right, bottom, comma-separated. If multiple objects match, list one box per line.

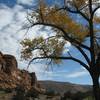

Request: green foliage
left=21, top=36, right=65, bottom=64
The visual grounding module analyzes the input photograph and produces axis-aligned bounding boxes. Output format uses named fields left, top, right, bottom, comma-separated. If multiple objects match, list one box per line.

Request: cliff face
left=0, top=51, right=43, bottom=93
left=0, top=51, right=17, bottom=74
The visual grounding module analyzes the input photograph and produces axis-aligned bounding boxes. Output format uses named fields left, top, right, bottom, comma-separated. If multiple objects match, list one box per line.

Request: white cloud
left=0, top=4, right=59, bottom=72
left=0, top=3, right=71, bottom=81
left=0, top=4, right=37, bottom=69
left=0, top=6, right=13, bottom=30
left=96, top=8, right=100, bottom=17
left=32, top=69, right=89, bottom=80
left=0, top=3, right=84, bottom=83
left=17, top=0, right=37, bottom=6
left=66, top=70, right=88, bottom=78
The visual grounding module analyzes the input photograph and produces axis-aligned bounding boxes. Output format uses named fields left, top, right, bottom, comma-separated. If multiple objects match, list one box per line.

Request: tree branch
left=30, top=22, right=90, bottom=51
left=75, top=45, right=91, bottom=66
left=65, top=7, right=89, bottom=21
left=50, top=6, right=89, bottom=21
left=92, top=6, right=100, bottom=16
left=27, top=31, right=91, bottom=66
left=89, top=0, right=96, bottom=66
left=63, top=0, right=89, bottom=21
left=27, top=56, right=90, bottom=71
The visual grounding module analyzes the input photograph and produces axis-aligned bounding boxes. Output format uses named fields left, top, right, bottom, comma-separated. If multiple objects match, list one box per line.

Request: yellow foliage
left=36, top=2, right=89, bottom=41
left=93, top=16, right=100, bottom=24
left=72, top=0, right=87, bottom=8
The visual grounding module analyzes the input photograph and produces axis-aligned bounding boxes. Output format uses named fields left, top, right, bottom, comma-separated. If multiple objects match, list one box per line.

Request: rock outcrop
left=0, top=51, right=17, bottom=75
left=0, top=51, right=45, bottom=94
left=0, top=52, right=6, bottom=71
left=3, top=54, right=17, bottom=74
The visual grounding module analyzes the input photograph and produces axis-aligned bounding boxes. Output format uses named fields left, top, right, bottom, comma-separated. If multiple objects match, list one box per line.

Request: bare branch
left=75, top=45, right=91, bottom=66
left=30, top=22, right=90, bottom=51
left=92, top=6, right=100, bottom=16
left=27, top=56, right=90, bottom=71
left=63, top=0, right=89, bottom=21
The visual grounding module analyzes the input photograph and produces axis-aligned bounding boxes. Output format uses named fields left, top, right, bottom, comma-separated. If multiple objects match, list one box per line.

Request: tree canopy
left=21, top=0, right=100, bottom=67
left=20, top=0, right=100, bottom=99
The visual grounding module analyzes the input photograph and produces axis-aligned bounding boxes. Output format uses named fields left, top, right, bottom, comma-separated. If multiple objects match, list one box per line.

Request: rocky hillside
left=39, top=81, right=92, bottom=95
left=0, top=51, right=44, bottom=93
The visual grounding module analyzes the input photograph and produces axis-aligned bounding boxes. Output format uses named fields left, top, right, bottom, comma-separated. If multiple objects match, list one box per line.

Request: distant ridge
left=39, top=80, right=92, bottom=95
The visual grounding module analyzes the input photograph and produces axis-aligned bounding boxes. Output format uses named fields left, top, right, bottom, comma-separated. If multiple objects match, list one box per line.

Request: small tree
left=21, top=0, right=100, bottom=100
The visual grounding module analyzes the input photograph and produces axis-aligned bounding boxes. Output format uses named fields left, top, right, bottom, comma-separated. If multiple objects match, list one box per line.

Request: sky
left=0, top=0, right=100, bottom=85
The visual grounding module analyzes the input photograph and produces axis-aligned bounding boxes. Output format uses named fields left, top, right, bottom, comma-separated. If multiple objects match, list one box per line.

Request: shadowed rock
left=3, top=54, right=18, bottom=74
left=0, top=52, right=17, bottom=75
left=0, top=52, right=6, bottom=72
left=0, top=51, right=45, bottom=100
left=0, top=52, right=39, bottom=88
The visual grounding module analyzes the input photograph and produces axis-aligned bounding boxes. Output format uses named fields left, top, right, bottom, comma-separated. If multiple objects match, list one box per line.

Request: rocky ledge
left=0, top=51, right=45, bottom=94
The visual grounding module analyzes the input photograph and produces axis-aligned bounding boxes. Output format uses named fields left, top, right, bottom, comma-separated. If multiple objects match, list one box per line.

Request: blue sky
left=0, top=0, right=16, bottom=7
left=0, top=0, right=99, bottom=85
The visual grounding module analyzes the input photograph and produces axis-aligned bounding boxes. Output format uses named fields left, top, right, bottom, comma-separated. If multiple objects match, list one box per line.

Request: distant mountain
left=39, top=80, right=92, bottom=95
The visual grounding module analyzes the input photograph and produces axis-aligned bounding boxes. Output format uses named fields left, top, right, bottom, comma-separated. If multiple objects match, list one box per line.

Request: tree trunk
left=92, top=76, right=100, bottom=100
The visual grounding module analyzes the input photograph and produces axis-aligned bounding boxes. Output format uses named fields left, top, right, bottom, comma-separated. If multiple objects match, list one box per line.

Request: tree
left=20, top=0, right=100, bottom=100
